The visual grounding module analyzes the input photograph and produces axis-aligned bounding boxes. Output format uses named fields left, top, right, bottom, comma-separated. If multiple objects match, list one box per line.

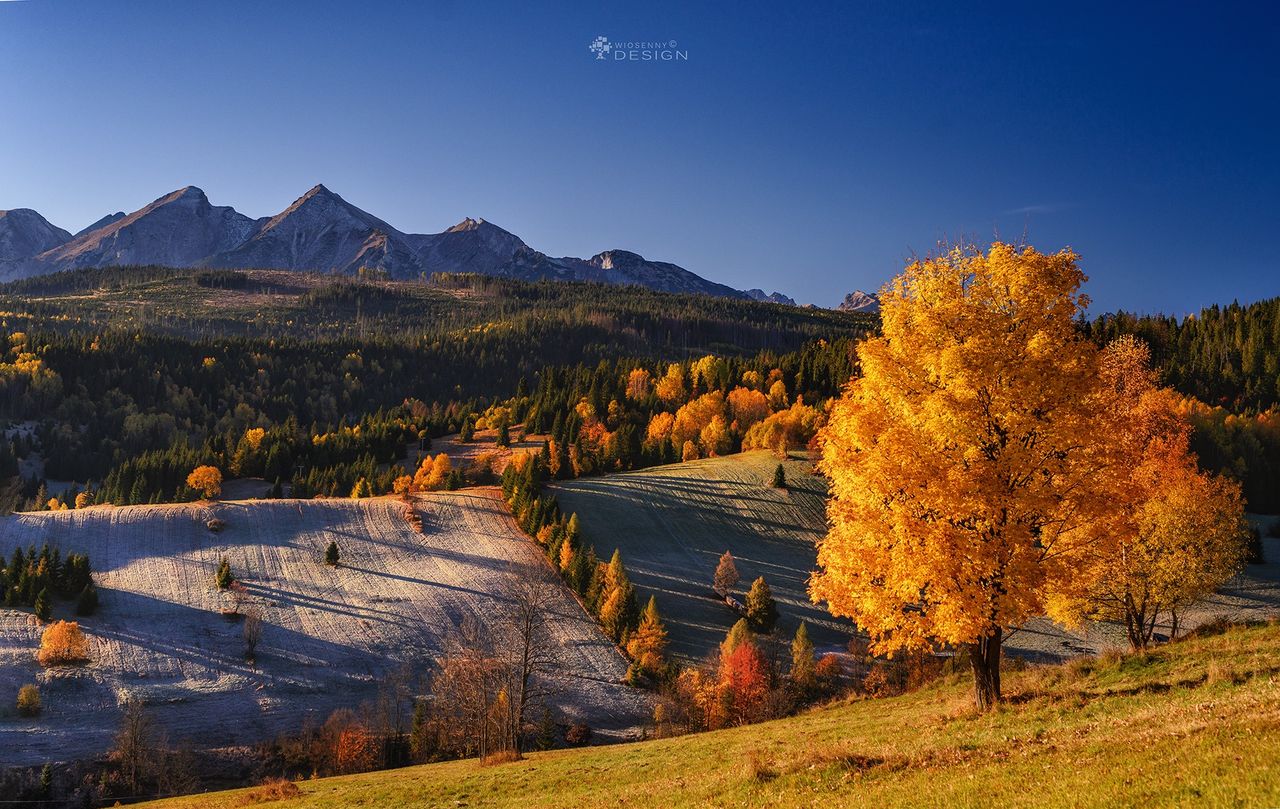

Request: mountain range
left=0, top=185, right=798, bottom=302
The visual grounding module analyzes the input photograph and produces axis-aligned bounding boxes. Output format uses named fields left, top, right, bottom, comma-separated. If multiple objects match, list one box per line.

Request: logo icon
left=589, top=36, right=611, bottom=60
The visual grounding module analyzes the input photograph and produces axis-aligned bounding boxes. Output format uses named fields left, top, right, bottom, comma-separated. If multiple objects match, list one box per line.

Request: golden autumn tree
left=1050, top=337, right=1248, bottom=649
left=811, top=243, right=1107, bottom=710
left=186, top=465, right=222, bottom=499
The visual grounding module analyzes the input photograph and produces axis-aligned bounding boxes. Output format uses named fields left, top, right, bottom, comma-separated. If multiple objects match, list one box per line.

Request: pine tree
left=325, top=541, right=341, bottom=566
left=34, top=587, right=52, bottom=621
left=75, top=582, right=99, bottom=616
left=215, top=557, right=233, bottom=590
left=745, top=576, right=779, bottom=632
left=496, top=422, right=510, bottom=448
left=771, top=463, right=787, bottom=489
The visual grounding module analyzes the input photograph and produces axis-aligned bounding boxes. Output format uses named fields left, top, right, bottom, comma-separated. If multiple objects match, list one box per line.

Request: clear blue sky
left=1, top=0, right=1276, bottom=313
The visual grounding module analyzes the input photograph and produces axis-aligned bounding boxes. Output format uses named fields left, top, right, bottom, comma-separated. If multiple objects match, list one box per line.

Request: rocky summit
left=0, top=184, right=763, bottom=300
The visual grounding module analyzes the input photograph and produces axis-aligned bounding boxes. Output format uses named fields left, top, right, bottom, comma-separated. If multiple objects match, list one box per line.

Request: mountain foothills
left=0, top=185, right=784, bottom=300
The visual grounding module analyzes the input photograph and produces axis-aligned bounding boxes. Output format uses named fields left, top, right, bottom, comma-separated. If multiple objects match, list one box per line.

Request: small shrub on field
left=565, top=723, right=592, bottom=746
left=207, top=518, right=227, bottom=533
left=815, top=654, right=844, bottom=690
left=1183, top=617, right=1235, bottom=641
left=16, top=684, right=41, bottom=716
left=742, top=748, right=777, bottom=783
left=324, top=541, right=340, bottom=566
left=1065, top=656, right=1095, bottom=682
left=239, top=777, right=301, bottom=805
left=861, top=664, right=905, bottom=697
left=1205, top=660, right=1243, bottom=686
left=481, top=749, right=521, bottom=766
left=38, top=620, right=90, bottom=666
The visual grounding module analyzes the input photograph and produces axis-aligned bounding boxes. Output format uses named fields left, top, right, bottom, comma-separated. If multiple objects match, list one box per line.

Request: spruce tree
left=325, top=541, right=340, bottom=566
left=215, top=557, right=233, bottom=590
left=772, top=463, right=787, bottom=489
left=33, top=587, right=51, bottom=621
left=75, top=583, right=99, bottom=616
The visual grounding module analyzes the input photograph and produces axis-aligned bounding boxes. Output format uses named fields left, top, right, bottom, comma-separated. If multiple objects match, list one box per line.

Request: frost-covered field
left=0, top=489, right=650, bottom=767
left=554, top=451, right=1280, bottom=664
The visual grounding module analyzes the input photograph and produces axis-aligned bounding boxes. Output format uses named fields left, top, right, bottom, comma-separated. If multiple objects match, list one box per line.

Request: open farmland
left=0, top=490, right=650, bottom=767
left=553, top=451, right=1280, bottom=664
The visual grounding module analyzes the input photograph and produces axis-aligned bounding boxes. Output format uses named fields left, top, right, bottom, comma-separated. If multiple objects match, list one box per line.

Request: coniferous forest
left=0, top=267, right=1277, bottom=512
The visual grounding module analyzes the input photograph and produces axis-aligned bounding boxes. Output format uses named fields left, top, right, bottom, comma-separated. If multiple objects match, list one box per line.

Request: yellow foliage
left=186, top=465, right=222, bottom=499
left=672, top=391, right=726, bottom=450
left=38, top=620, right=90, bottom=666
left=812, top=244, right=1105, bottom=662
left=655, top=363, right=686, bottom=404
left=726, top=387, right=769, bottom=431
left=645, top=412, right=676, bottom=446
left=243, top=427, right=266, bottom=452
left=1048, top=337, right=1248, bottom=648
left=412, top=453, right=452, bottom=492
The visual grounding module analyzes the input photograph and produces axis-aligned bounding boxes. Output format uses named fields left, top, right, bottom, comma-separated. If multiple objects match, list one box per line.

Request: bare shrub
left=113, top=698, right=156, bottom=794
left=243, top=607, right=263, bottom=663
left=742, top=748, right=777, bottom=783
left=565, top=723, right=592, bottom=746
left=481, top=749, right=520, bottom=766
left=207, top=518, right=227, bottom=533
left=239, top=777, right=301, bottom=805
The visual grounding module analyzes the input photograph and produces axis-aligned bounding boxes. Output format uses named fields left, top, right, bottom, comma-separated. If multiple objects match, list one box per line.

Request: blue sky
left=1, top=0, right=1276, bottom=313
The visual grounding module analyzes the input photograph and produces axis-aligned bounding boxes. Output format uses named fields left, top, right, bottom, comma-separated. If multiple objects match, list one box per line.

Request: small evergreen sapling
left=325, top=541, right=341, bottom=566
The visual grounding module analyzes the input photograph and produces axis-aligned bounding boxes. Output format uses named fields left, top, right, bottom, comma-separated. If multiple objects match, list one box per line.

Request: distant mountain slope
left=74, top=211, right=126, bottom=238
left=837, top=289, right=880, bottom=313
left=34, top=187, right=258, bottom=272
left=0, top=208, right=72, bottom=278
left=7, top=184, right=763, bottom=300
left=204, top=184, right=420, bottom=275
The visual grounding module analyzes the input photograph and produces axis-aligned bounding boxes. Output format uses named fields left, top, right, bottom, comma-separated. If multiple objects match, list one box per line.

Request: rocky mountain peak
left=837, top=289, right=880, bottom=313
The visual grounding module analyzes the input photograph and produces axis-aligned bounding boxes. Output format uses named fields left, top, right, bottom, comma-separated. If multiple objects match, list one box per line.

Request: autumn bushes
left=38, top=620, right=90, bottom=666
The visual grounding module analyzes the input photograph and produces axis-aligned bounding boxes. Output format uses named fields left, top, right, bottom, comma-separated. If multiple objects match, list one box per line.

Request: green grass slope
left=144, top=621, right=1280, bottom=809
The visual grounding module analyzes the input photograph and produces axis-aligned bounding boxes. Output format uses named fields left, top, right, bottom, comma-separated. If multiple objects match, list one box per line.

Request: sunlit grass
left=144, top=620, right=1280, bottom=808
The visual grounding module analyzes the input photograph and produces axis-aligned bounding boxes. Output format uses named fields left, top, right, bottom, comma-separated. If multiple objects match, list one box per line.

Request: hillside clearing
left=553, top=451, right=1280, bottom=664
left=141, top=620, right=1280, bottom=808
left=0, top=490, right=650, bottom=767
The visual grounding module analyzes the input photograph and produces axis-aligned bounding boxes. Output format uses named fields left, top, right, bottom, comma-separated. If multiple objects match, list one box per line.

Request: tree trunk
left=967, top=627, right=1003, bottom=711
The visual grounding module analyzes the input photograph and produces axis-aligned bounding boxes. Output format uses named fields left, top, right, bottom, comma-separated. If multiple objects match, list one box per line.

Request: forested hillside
left=0, top=266, right=1277, bottom=513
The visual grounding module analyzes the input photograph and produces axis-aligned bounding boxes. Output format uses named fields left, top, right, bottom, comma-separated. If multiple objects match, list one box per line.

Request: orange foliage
left=186, top=465, right=222, bottom=499
left=38, top=620, right=90, bottom=666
